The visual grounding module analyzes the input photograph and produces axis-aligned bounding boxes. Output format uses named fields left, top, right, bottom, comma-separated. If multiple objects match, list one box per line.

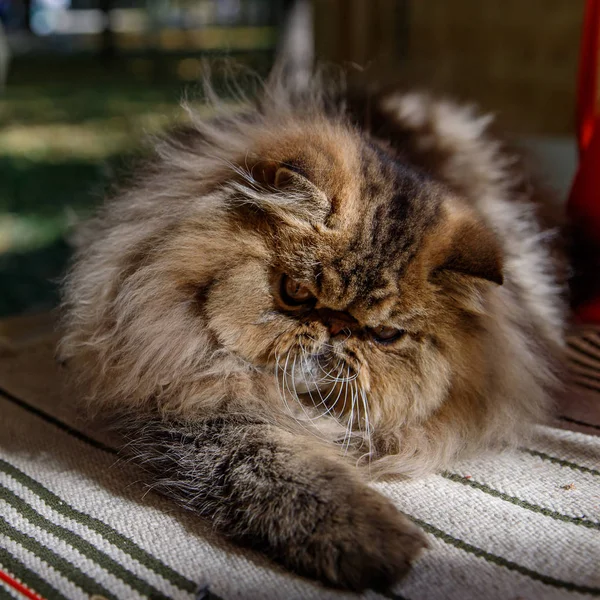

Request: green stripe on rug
left=0, top=484, right=169, bottom=600
left=412, top=517, right=600, bottom=596
left=0, top=546, right=68, bottom=600
left=0, top=459, right=197, bottom=594
left=0, top=515, right=117, bottom=600
left=521, top=449, right=600, bottom=477
left=442, top=472, right=600, bottom=529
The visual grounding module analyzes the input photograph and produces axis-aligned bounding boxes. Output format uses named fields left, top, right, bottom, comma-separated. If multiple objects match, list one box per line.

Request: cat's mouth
left=291, top=354, right=331, bottom=395
left=274, top=348, right=371, bottom=445
left=273, top=337, right=365, bottom=419
left=286, top=352, right=359, bottom=411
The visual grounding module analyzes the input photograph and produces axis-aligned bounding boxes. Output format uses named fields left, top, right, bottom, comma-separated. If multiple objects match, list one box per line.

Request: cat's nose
left=317, top=308, right=359, bottom=337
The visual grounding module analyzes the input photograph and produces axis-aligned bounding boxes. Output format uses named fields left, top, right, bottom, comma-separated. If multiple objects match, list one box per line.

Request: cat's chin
left=289, top=353, right=337, bottom=396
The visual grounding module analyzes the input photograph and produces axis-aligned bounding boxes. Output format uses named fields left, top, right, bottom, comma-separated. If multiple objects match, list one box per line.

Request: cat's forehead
left=254, top=122, right=442, bottom=227
left=267, top=125, right=445, bottom=317
left=313, top=192, right=441, bottom=321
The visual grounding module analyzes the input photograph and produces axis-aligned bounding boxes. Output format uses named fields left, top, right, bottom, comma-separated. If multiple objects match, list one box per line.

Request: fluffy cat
left=60, top=76, right=565, bottom=591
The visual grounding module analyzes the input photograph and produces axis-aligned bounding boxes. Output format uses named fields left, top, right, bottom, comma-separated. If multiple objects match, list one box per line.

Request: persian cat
left=60, top=75, right=565, bottom=591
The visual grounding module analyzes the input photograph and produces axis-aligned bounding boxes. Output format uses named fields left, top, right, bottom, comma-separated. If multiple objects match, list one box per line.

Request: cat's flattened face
left=201, top=124, right=502, bottom=430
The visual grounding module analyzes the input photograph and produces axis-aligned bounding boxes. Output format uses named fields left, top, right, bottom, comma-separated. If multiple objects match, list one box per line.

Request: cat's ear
left=254, top=161, right=321, bottom=194
left=248, top=160, right=330, bottom=220
left=434, top=205, right=504, bottom=285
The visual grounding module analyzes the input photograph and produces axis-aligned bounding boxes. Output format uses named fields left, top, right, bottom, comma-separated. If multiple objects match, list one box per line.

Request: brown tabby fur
left=60, top=76, right=565, bottom=591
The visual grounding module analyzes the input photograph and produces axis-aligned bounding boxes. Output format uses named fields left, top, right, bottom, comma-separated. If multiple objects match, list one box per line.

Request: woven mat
left=0, top=317, right=598, bottom=600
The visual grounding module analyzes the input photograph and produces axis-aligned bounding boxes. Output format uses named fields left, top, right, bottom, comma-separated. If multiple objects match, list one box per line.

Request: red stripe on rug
left=0, top=568, right=45, bottom=600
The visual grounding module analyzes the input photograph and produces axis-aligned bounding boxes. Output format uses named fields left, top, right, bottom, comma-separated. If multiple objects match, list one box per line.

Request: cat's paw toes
left=303, top=487, right=428, bottom=591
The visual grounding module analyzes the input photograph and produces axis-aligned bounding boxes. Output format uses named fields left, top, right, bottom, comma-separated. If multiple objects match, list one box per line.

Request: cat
left=60, top=74, right=565, bottom=591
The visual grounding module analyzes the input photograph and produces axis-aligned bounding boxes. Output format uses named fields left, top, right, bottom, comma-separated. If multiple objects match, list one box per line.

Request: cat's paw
left=295, top=485, right=428, bottom=591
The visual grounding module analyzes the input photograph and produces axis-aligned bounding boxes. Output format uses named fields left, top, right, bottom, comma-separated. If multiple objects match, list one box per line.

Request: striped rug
left=0, top=320, right=598, bottom=600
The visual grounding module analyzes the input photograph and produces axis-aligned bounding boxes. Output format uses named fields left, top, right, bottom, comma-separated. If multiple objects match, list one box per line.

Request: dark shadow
left=0, top=156, right=106, bottom=215
left=0, top=239, right=70, bottom=316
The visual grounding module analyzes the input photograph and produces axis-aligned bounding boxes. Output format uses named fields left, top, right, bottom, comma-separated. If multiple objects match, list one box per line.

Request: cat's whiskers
left=352, top=378, right=362, bottom=452
left=274, top=341, right=373, bottom=461
left=298, top=339, right=353, bottom=385
left=360, top=387, right=373, bottom=464
left=348, top=379, right=362, bottom=433
left=299, top=346, right=342, bottom=420
left=275, top=352, right=332, bottom=443
left=278, top=347, right=340, bottom=427
left=331, top=364, right=348, bottom=420
left=301, top=332, right=336, bottom=352
left=350, top=373, right=360, bottom=451
left=313, top=356, right=343, bottom=383
left=341, top=365, right=356, bottom=455
left=285, top=351, right=340, bottom=442
left=314, top=355, right=359, bottom=384
left=290, top=353, right=330, bottom=428
left=299, top=347, right=323, bottom=413
left=315, top=376, right=346, bottom=419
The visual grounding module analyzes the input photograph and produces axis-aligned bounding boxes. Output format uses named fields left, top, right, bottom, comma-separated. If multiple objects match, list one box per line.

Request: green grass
left=0, top=84, right=184, bottom=246
left=0, top=78, right=185, bottom=317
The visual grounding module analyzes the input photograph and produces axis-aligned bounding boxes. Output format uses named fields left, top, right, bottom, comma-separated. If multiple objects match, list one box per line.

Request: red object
left=568, top=0, right=600, bottom=323
left=0, top=568, right=46, bottom=600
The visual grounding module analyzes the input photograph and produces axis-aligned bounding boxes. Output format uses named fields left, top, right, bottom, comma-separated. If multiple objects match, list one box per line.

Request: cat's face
left=177, top=120, right=503, bottom=446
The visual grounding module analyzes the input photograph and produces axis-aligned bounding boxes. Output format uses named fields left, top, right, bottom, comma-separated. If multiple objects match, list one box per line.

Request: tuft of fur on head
left=60, top=70, right=565, bottom=479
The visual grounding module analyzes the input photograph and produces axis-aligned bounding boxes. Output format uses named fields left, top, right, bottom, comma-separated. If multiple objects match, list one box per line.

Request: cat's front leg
left=121, top=414, right=427, bottom=591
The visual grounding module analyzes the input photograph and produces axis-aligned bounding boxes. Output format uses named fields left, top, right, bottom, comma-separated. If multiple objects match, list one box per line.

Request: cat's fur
left=60, top=77, right=565, bottom=591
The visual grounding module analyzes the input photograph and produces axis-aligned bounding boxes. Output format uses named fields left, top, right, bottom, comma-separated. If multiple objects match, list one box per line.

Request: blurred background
left=0, top=0, right=585, bottom=317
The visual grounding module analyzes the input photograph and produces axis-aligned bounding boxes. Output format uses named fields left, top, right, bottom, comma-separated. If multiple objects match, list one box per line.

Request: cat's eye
left=370, top=325, right=406, bottom=344
left=280, top=274, right=314, bottom=306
